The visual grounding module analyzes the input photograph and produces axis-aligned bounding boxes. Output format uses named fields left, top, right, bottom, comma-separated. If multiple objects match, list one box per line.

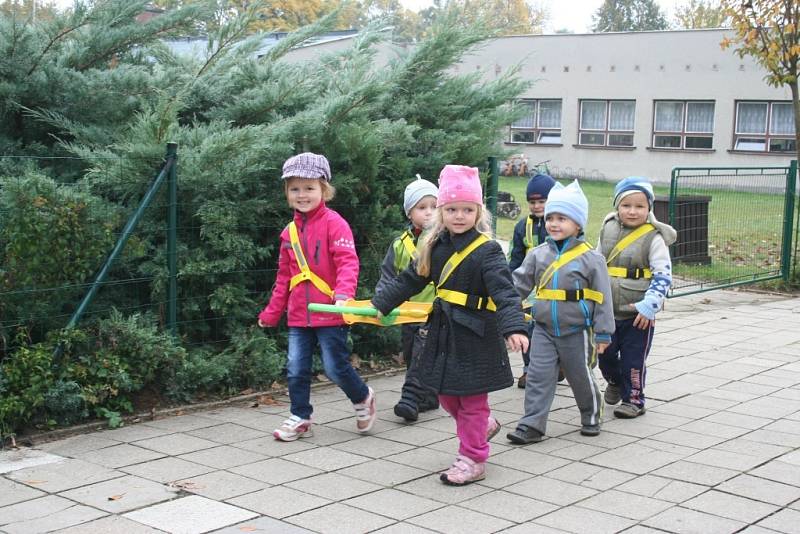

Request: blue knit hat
left=545, top=180, right=588, bottom=229
left=526, top=173, right=557, bottom=200
left=614, top=176, right=654, bottom=208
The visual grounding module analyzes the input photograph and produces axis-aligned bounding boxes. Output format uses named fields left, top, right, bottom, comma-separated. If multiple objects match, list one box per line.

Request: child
left=375, top=176, right=440, bottom=422
left=507, top=180, right=614, bottom=444
left=598, top=177, right=676, bottom=418
left=508, top=173, right=557, bottom=389
left=372, top=165, right=528, bottom=486
left=258, top=152, right=377, bottom=441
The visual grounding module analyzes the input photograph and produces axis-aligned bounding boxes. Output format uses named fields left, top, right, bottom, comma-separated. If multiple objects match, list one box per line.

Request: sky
left=47, top=0, right=685, bottom=34
left=399, top=0, right=685, bottom=34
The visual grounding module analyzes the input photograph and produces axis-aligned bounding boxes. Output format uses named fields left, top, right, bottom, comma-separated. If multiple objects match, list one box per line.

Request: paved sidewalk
left=2, top=289, right=800, bottom=533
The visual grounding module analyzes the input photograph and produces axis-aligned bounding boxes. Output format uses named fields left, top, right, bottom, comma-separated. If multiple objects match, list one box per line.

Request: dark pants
left=398, top=324, right=439, bottom=410
left=599, top=318, right=654, bottom=408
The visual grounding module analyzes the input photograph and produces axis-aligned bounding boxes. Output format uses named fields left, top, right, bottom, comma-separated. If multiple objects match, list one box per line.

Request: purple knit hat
left=281, top=152, right=331, bottom=181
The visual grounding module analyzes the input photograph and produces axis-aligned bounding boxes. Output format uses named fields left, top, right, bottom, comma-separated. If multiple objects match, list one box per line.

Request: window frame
left=507, top=98, right=563, bottom=145
left=651, top=100, right=715, bottom=151
left=733, top=100, right=796, bottom=153
left=577, top=99, right=636, bottom=148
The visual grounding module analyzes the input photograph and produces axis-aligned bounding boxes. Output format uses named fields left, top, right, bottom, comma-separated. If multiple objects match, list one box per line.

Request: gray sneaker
left=604, top=384, right=621, bottom=405
left=614, top=402, right=645, bottom=419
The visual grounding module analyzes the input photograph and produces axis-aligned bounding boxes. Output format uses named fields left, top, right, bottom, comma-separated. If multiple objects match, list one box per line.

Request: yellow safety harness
left=535, top=242, right=605, bottom=304
left=606, top=224, right=655, bottom=280
left=287, top=222, right=334, bottom=298
left=435, top=234, right=497, bottom=311
left=399, top=230, right=418, bottom=261
left=525, top=217, right=534, bottom=253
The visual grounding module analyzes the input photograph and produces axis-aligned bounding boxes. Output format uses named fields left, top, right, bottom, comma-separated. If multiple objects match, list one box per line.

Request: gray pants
left=518, top=327, right=602, bottom=434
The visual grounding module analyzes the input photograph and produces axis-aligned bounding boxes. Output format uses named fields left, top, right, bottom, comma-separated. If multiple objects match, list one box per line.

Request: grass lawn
left=493, top=176, right=788, bottom=293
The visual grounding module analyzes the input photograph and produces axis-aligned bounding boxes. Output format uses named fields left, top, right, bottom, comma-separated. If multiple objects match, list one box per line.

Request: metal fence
left=666, top=163, right=796, bottom=297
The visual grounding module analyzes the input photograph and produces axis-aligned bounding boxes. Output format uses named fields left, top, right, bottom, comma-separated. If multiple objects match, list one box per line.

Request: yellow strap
left=605, top=224, right=655, bottom=265
left=437, top=234, right=490, bottom=288
left=436, top=288, right=497, bottom=311
left=288, top=222, right=334, bottom=298
left=536, top=242, right=592, bottom=292
left=607, top=266, right=652, bottom=279
left=535, top=288, right=605, bottom=304
left=525, top=217, right=534, bottom=253
left=400, top=231, right=417, bottom=260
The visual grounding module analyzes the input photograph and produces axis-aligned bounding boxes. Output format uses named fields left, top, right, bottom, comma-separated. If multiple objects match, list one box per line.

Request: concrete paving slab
left=576, top=489, right=674, bottom=521
left=2, top=503, right=107, bottom=534
left=682, top=489, right=780, bottom=523
left=286, top=502, right=395, bottom=534
left=462, top=490, right=559, bottom=523
left=72, top=443, right=166, bottom=468
left=0, top=448, right=64, bottom=474
left=177, top=445, right=268, bottom=469
left=172, top=470, right=268, bottom=500
left=233, top=434, right=316, bottom=456
left=131, top=433, right=221, bottom=456
left=227, top=457, right=322, bottom=485
left=345, top=488, right=445, bottom=521
left=0, top=477, right=46, bottom=507
left=535, top=506, right=638, bottom=534
left=226, top=486, right=331, bottom=518
left=141, top=415, right=222, bottom=433
left=615, top=475, right=708, bottom=503
left=35, top=434, right=120, bottom=456
left=337, top=458, right=429, bottom=487
left=209, top=515, right=315, bottom=533
left=185, top=423, right=268, bottom=445
left=329, top=435, right=415, bottom=459
left=280, top=445, right=371, bottom=471
left=0, top=495, right=77, bottom=526
left=285, top=472, right=383, bottom=500
left=504, top=476, right=598, bottom=506
left=6, top=457, right=122, bottom=492
left=51, top=515, right=165, bottom=533
left=755, top=508, right=800, bottom=534
left=748, top=460, right=800, bottom=487
left=643, top=506, right=746, bottom=534
left=120, top=457, right=214, bottom=484
left=123, top=495, right=257, bottom=534
left=716, top=474, right=800, bottom=506
left=59, top=474, right=179, bottom=513
left=394, top=475, right=492, bottom=505
left=407, top=504, right=514, bottom=534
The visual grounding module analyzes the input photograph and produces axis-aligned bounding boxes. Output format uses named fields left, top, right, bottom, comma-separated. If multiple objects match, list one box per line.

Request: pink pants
left=439, top=393, right=490, bottom=463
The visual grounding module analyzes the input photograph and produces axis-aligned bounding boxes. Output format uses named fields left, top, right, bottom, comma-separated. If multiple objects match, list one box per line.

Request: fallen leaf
left=240, top=388, right=254, bottom=396
left=168, top=481, right=205, bottom=490
left=107, top=494, right=125, bottom=501
left=23, top=480, right=46, bottom=485
left=239, top=527, right=258, bottom=532
left=350, top=354, right=362, bottom=369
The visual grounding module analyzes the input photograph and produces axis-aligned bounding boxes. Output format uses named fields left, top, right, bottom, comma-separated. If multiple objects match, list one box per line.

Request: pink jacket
left=259, top=202, right=359, bottom=327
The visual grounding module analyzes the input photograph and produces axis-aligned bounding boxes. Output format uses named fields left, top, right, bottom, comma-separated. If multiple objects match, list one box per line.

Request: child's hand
left=506, top=333, right=529, bottom=354
left=596, top=342, right=609, bottom=354
left=632, top=311, right=653, bottom=330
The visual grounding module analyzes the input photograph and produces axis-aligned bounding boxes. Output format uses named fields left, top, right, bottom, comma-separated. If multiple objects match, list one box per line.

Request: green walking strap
left=435, top=234, right=497, bottom=311
left=534, top=242, right=604, bottom=304
left=605, top=223, right=655, bottom=280
left=287, top=222, right=334, bottom=298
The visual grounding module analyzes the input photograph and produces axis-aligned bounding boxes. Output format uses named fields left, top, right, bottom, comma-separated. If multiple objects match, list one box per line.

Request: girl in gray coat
left=508, top=180, right=615, bottom=444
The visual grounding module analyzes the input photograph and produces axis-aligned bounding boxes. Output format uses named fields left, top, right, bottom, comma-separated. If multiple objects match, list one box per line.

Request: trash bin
left=653, top=194, right=712, bottom=265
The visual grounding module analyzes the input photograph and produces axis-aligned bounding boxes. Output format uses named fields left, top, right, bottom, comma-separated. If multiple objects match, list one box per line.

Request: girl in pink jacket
left=258, top=153, right=376, bottom=441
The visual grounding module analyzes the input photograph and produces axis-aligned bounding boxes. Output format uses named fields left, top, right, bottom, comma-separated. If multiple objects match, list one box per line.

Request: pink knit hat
left=437, top=165, right=483, bottom=207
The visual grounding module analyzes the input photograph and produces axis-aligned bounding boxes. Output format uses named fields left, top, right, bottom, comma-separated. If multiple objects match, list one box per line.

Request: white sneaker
left=273, top=415, right=312, bottom=442
left=353, top=387, right=377, bottom=433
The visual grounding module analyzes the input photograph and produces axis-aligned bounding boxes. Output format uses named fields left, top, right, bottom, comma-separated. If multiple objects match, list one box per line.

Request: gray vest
left=599, top=220, right=656, bottom=319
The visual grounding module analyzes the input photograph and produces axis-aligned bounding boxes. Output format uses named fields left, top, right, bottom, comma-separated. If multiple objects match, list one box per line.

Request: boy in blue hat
left=508, top=173, right=557, bottom=388
left=508, top=181, right=614, bottom=443
left=598, top=177, right=676, bottom=418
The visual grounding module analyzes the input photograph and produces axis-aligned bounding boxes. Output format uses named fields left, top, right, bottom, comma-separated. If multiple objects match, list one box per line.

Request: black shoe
left=580, top=424, right=601, bottom=436
left=506, top=425, right=544, bottom=444
left=417, top=398, right=440, bottom=413
left=557, top=368, right=566, bottom=382
left=517, top=373, right=527, bottom=389
left=393, top=401, right=418, bottom=422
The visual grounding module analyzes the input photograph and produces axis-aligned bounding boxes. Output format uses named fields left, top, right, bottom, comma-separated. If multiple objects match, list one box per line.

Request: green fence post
left=486, top=156, right=499, bottom=235
left=781, top=159, right=797, bottom=282
left=669, top=167, right=678, bottom=227
left=167, top=142, right=178, bottom=337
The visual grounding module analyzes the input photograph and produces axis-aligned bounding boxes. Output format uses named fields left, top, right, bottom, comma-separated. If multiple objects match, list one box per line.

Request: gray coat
left=513, top=236, right=615, bottom=344
left=372, top=228, right=527, bottom=396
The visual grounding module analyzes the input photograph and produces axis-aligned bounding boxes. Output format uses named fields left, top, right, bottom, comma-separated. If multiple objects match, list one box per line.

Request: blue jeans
left=287, top=326, right=369, bottom=420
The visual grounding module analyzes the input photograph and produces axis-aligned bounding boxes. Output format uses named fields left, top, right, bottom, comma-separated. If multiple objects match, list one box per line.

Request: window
left=578, top=100, right=635, bottom=147
left=734, top=101, right=796, bottom=152
left=652, top=101, right=714, bottom=150
left=509, top=99, right=562, bottom=144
